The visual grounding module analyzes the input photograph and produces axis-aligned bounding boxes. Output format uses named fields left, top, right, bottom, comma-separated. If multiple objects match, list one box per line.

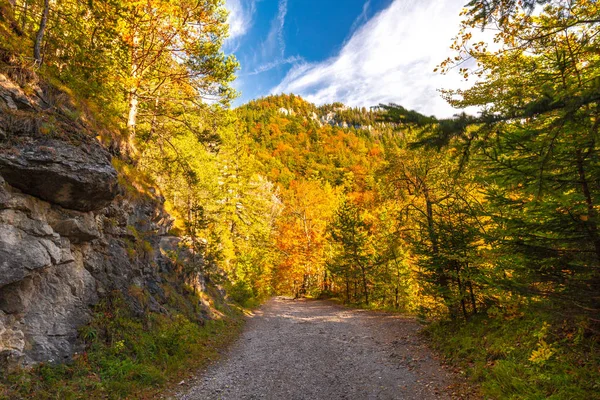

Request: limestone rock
left=58, top=238, right=75, bottom=265
left=53, top=215, right=100, bottom=243
left=0, top=208, right=54, bottom=236
left=159, top=235, right=181, bottom=254
left=19, top=262, right=97, bottom=364
left=0, top=311, right=25, bottom=369
left=0, top=74, right=200, bottom=369
left=0, top=134, right=197, bottom=369
left=0, top=138, right=118, bottom=212
left=0, top=74, right=40, bottom=111
left=0, top=223, right=61, bottom=288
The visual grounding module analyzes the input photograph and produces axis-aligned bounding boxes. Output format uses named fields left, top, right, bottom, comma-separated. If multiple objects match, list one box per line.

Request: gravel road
left=177, top=297, right=468, bottom=400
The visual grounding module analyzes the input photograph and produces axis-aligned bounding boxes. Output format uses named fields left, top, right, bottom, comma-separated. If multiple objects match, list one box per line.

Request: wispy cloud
left=263, top=0, right=288, bottom=58
left=246, top=56, right=304, bottom=76
left=270, top=0, right=473, bottom=118
left=348, top=0, right=371, bottom=38
left=276, top=0, right=288, bottom=57
left=225, top=0, right=256, bottom=49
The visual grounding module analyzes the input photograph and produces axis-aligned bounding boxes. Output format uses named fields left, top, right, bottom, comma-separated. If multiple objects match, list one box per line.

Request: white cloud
left=276, top=0, right=288, bottom=57
left=263, top=0, right=288, bottom=58
left=348, top=0, right=371, bottom=39
left=270, top=0, right=475, bottom=118
left=246, top=56, right=305, bottom=76
left=225, top=0, right=256, bottom=42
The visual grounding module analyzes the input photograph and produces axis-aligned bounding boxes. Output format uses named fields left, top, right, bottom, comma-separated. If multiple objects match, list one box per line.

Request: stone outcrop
left=0, top=138, right=119, bottom=212
left=0, top=74, right=192, bottom=369
left=0, top=155, right=178, bottom=367
left=0, top=74, right=44, bottom=111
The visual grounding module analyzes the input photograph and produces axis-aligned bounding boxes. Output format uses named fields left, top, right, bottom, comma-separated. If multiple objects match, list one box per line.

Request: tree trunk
left=127, top=91, right=138, bottom=146
left=455, top=264, right=468, bottom=320
left=468, top=280, right=477, bottom=314
left=361, top=265, right=369, bottom=305
left=425, top=196, right=438, bottom=254
left=424, top=190, right=453, bottom=316
left=33, top=0, right=49, bottom=65
left=576, top=150, right=600, bottom=263
left=391, top=248, right=402, bottom=309
left=575, top=149, right=600, bottom=314
left=300, top=273, right=307, bottom=296
left=345, top=272, right=350, bottom=304
left=127, top=30, right=140, bottom=156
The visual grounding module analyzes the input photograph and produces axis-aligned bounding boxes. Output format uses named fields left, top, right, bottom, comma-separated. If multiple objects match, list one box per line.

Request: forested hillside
left=0, top=0, right=599, bottom=398
left=235, top=87, right=600, bottom=397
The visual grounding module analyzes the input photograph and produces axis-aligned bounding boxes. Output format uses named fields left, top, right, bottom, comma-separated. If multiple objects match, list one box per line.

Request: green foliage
left=227, top=280, right=258, bottom=308
left=0, top=0, right=238, bottom=153
left=234, top=94, right=400, bottom=300
left=236, top=94, right=394, bottom=187
left=425, top=304, right=600, bottom=399
left=379, top=0, right=600, bottom=322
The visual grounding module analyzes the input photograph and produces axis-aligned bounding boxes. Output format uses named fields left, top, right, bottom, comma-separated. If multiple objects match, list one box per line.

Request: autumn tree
left=275, top=180, right=338, bottom=297
left=117, top=0, right=237, bottom=152
left=377, top=139, right=495, bottom=319
left=451, top=0, right=599, bottom=316
left=7, top=0, right=237, bottom=156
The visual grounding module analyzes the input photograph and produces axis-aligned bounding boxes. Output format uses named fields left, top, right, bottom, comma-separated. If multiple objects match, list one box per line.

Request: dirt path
left=176, top=297, right=469, bottom=400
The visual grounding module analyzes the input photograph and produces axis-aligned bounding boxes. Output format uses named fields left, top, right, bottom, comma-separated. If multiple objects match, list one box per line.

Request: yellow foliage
left=529, top=340, right=555, bottom=364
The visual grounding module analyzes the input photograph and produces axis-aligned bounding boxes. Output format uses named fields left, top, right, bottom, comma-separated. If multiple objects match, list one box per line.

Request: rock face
left=0, top=75, right=185, bottom=368
left=0, top=161, right=178, bottom=367
left=0, top=74, right=44, bottom=111
left=0, top=138, right=119, bottom=212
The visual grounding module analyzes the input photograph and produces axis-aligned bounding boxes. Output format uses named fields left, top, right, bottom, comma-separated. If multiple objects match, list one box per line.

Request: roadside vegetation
left=0, top=285, right=245, bottom=400
left=425, top=304, right=600, bottom=399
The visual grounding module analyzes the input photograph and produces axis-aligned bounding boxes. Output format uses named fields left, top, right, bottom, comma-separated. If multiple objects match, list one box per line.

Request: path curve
left=177, top=297, right=467, bottom=400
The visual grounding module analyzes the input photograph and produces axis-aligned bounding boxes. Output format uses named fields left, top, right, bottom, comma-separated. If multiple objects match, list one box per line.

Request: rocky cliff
left=0, top=74, right=201, bottom=369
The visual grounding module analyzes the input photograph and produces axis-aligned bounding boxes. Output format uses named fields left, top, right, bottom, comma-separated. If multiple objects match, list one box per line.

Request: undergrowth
left=0, top=286, right=244, bottom=400
left=423, top=304, right=600, bottom=400
left=225, top=280, right=264, bottom=309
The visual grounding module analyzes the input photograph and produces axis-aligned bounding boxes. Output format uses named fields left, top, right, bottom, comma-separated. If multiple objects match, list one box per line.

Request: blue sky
left=224, top=0, right=471, bottom=118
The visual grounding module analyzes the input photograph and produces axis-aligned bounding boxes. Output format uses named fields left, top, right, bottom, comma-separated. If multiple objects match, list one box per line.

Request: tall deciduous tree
left=32, top=0, right=47, bottom=64
left=117, top=0, right=237, bottom=154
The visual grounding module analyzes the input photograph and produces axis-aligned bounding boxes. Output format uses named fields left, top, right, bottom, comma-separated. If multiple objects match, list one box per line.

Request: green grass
left=423, top=305, right=600, bottom=400
left=0, top=286, right=245, bottom=400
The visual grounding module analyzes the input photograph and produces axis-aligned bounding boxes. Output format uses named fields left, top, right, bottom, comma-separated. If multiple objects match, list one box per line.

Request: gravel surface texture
left=176, top=297, right=469, bottom=400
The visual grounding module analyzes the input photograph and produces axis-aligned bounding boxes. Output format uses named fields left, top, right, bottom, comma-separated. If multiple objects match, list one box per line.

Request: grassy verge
left=0, top=285, right=245, bottom=400
left=423, top=305, right=600, bottom=400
